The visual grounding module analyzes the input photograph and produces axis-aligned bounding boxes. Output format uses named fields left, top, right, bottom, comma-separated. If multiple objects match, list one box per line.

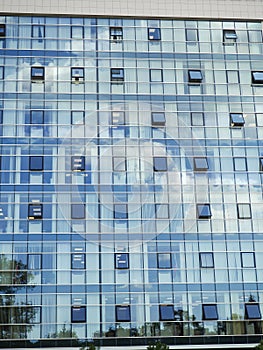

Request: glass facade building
left=0, top=14, right=263, bottom=348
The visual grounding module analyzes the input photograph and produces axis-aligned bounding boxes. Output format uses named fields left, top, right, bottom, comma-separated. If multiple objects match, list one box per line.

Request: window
left=202, top=304, right=218, bottom=320
left=237, top=204, right=251, bottom=219
left=29, top=156, right=43, bottom=171
left=28, top=204, right=42, bottom=220
left=157, top=253, right=172, bottom=269
left=0, top=66, right=4, bottom=80
left=234, top=157, right=247, bottom=171
left=71, top=306, right=86, bottom=323
left=71, top=67, right=84, bottom=83
left=71, top=26, right=84, bottom=39
left=223, top=29, right=237, bottom=44
left=72, top=251, right=86, bottom=269
left=71, top=204, right=85, bottom=219
left=153, top=157, right=167, bottom=171
left=252, top=72, right=263, bottom=84
left=197, top=204, right=212, bottom=219
left=0, top=24, right=6, bottom=37
left=110, top=27, right=123, bottom=41
left=150, top=69, right=163, bottom=82
left=199, top=253, right=214, bottom=268
left=194, top=157, right=208, bottom=171
left=113, top=157, right=126, bottom=172
left=116, top=305, right=131, bottom=322
left=115, top=253, right=129, bottom=269
left=241, top=252, right=255, bottom=268
left=230, top=113, right=245, bottom=127
left=186, top=29, right=198, bottom=42
left=159, top=305, right=174, bottom=321
left=32, top=25, right=45, bottom=40
left=148, top=28, right=161, bottom=40
left=152, top=112, right=165, bottom=126
left=260, top=158, right=263, bottom=171
left=31, top=67, right=44, bottom=82
left=112, top=111, right=125, bottom=125
left=30, top=110, right=44, bottom=124
left=188, top=70, right=203, bottom=83
left=71, top=156, right=85, bottom=171
left=191, top=112, right=204, bottom=126
left=245, top=304, right=261, bottom=320
left=28, top=254, right=41, bottom=269
left=111, top=68, right=124, bottom=82
left=114, top=204, right=128, bottom=219
left=72, top=111, right=84, bottom=125
left=29, top=306, right=41, bottom=324
left=155, top=204, right=169, bottom=219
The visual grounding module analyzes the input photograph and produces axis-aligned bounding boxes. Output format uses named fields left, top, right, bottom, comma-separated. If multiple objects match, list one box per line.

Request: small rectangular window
left=188, top=70, right=203, bottom=83
left=115, top=253, right=129, bottom=269
left=71, top=204, right=85, bottom=219
left=28, top=254, right=41, bottom=269
left=245, top=304, right=261, bottom=320
left=111, top=68, right=124, bottom=82
left=114, top=204, right=128, bottom=219
left=150, top=69, right=163, bottom=82
left=159, top=305, right=174, bottom=321
left=194, top=157, right=208, bottom=171
left=152, top=112, right=165, bottom=126
left=155, top=204, right=169, bottom=219
left=72, top=251, right=86, bottom=269
left=248, top=30, right=262, bottom=43
left=148, top=28, right=161, bottom=41
left=260, top=158, right=263, bottom=171
left=237, top=204, right=251, bottom=219
left=202, top=304, right=218, bottom=320
left=110, top=27, right=123, bottom=41
left=223, top=29, right=237, bottom=44
left=199, top=252, right=214, bottom=268
left=29, top=306, right=41, bottom=324
left=71, top=156, right=85, bottom=171
left=29, top=156, right=43, bottom=171
left=32, top=25, right=45, bottom=40
left=113, top=157, right=126, bottom=172
left=157, top=253, right=172, bottom=269
left=0, top=24, right=6, bottom=37
left=71, top=306, right=86, bottom=323
left=234, top=157, right=247, bottom=171
left=28, top=204, right=42, bottom=220
left=241, top=252, right=255, bottom=268
left=116, top=305, right=131, bottom=322
left=153, top=157, right=167, bottom=172
left=0, top=66, right=4, bottom=80
left=71, top=26, right=84, bottom=39
left=31, top=67, right=44, bottom=82
left=230, top=113, right=245, bottom=127
left=30, top=110, right=44, bottom=124
left=191, top=112, right=204, bottom=126
left=72, top=111, right=84, bottom=125
left=71, top=67, right=84, bottom=83
left=186, top=29, right=198, bottom=42
left=252, top=72, right=263, bottom=84
left=197, top=204, right=212, bottom=219
left=112, top=111, right=125, bottom=125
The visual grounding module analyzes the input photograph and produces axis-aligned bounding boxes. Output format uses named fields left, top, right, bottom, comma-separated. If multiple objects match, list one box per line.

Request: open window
left=191, top=112, right=204, bottom=126
left=241, top=252, right=255, bottom=268
left=188, top=70, right=203, bottom=84
left=186, top=29, right=198, bottom=42
left=152, top=112, right=165, bottom=126
left=29, top=156, right=43, bottom=171
left=30, top=110, right=44, bottom=124
left=116, top=305, right=131, bottom=322
left=159, top=305, right=174, bottom=321
left=31, top=67, right=45, bottom=83
left=110, top=27, right=123, bottom=41
left=114, top=204, right=128, bottom=219
left=197, top=204, right=212, bottom=219
left=71, top=156, right=85, bottom=171
left=252, top=72, right=263, bottom=85
left=71, top=203, right=85, bottom=219
left=111, top=68, right=124, bottom=82
left=71, top=306, right=86, bottom=323
left=113, top=157, right=126, bottom=172
left=234, top=157, right=247, bottom=171
left=71, top=67, right=84, bottom=84
left=0, top=24, right=6, bottom=37
left=202, top=304, right=218, bottom=320
left=112, top=111, right=125, bottom=125
left=230, top=113, right=245, bottom=127
left=194, top=157, right=208, bottom=171
left=157, top=253, right=172, bottom=269
left=199, top=252, right=214, bottom=268
left=72, top=249, right=86, bottom=269
left=260, top=158, right=263, bottom=171
left=153, top=157, right=167, bottom=172
left=71, top=26, right=84, bottom=39
left=72, top=111, right=84, bottom=125
left=148, top=28, right=161, bottom=41
left=237, top=204, right=251, bottom=219
left=0, top=66, right=4, bottom=80
left=32, top=25, right=45, bottom=41
left=223, top=29, right=237, bottom=44
left=245, top=304, right=261, bottom=320
left=115, top=253, right=129, bottom=269
left=28, top=204, right=43, bottom=220
left=150, top=69, right=163, bottom=82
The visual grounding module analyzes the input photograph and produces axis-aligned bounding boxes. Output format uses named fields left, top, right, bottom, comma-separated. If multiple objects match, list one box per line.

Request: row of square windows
left=0, top=23, right=259, bottom=44
left=27, top=203, right=254, bottom=220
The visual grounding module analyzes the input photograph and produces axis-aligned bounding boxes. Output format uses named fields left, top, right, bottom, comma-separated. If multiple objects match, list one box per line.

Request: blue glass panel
left=245, top=304, right=261, bottom=319
left=148, top=28, right=161, bottom=40
left=153, top=157, right=167, bottom=171
left=71, top=204, right=85, bottom=219
left=71, top=306, right=86, bottom=322
left=29, top=156, right=43, bottom=171
left=197, top=204, right=211, bottom=219
left=115, top=253, right=129, bottom=269
left=202, top=304, right=218, bottom=320
left=116, top=305, right=130, bottom=322
left=159, top=305, right=174, bottom=321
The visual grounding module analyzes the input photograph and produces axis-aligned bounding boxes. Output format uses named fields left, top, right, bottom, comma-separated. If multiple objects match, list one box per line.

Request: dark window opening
left=110, top=27, right=123, bottom=41
left=116, top=305, right=131, bottom=322
left=197, top=204, right=212, bottom=219
left=202, top=304, right=218, bottom=320
left=30, top=110, right=44, bottom=124
left=111, top=68, right=124, bottom=82
left=157, top=253, right=172, bottom=269
left=223, top=29, right=237, bottom=44
left=71, top=306, right=86, bottom=323
left=148, top=28, right=161, bottom=40
left=245, top=304, right=261, bottom=320
left=194, top=157, right=208, bottom=171
left=153, top=157, right=167, bottom=172
left=71, top=67, right=84, bottom=84
left=260, top=158, right=263, bottom=171
left=72, top=252, right=86, bottom=269
left=188, top=70, right=203, bottom=83
left=186, top=29, right=198, bottom=42
left=29, top=156, right=43, bottom=171
left=71, top=156, right=85, bottom=171
left=159, top=305, right=174, bottom=321
left=199, top=252, right=214, bottom=268
left=71, top=204, right=85, bottom=219
left=28, top=204, right=43, bottom=220
left=152, top=112, right=165, bottom=126
left=230, top=113, right=245, bottom=127
left=31, top=67, right=45, bottom=82
left=0, top=24, right=6, bottom=37
left=252, top=72, right=263, bottom=84
left=115, top=253, right=129, bottom=269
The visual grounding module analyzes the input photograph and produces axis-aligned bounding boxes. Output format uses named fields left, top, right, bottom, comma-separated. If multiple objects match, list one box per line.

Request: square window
left=0, top=24, right=6, bottom=37
left=223, top=29, right=237, bottom=44
left=157, top=253, right=172, bottom=269
left=197, top=204, right=212, bottom=219
left=202, top=304, right=218, bottom=320
left=199, top=253, right=214, bottom=268
left=152, top=112, right=165, bottom=126
left=230, top=113, right=245, bottom=127
left=111, top=68, right=124, bottom=82
left=114, top=204, right=128, bottom=219
left=71, top=156, right=85, bottom=171
left=72, top=111, right=84, bottom=125
left=116, top=305, right=131, bottom=322
left=0, top=66, right=4, bottom=80
left=155, top=204, right=169, bottom=219
left=194, top=157, right=208, bottom=171
left=245, top=304, right=261, bottom=320
left=112, top=111, right=125, bottom=125
left=28, top=204, right=42, bottom=220
left=30, top=110, right=44, bottom=124
left=191, top=112, right=204, bottom=126
left=153, top=157, right=167, bottom=171
left=150, top=69, right=163, bottom=82
left=237, top=204, right=251, bottom=219
left=113, top=157, right=126, bottom=172
left=32, top=25, right=45, bottom=40
left=71, top=306, right=86, bottom=323
left=234, top=157, right=247, bottom=171
left=252, top=72, right=263, bottom=84
left=110, top=27, right=123, bottom=41
left=31, top=67, right=44, bottom=82
left=71, top=67, right=84, bottom=83
left=188, top=70, right=203, bottom=83
left=71, top=26, right=84, bottom=39
left=241, top=252, right=255, bottom=268
left=148, top=28, right=161, bottom=40
left=186, top=29, right=198, bottom=42
left=72, top=252, right=86, bottom=269
left=115, top=253, right=129, bottom=269
left=28, top=254, right=41, bottom=269
left=29, top=156, right=43, bottom=171
left=71, top=204, right=85, bottom=219
left=159, top=305, right=174, bottom=321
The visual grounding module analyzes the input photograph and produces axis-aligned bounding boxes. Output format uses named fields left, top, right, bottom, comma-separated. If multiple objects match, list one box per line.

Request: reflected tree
left=48, top=323, right=78, bottom=339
